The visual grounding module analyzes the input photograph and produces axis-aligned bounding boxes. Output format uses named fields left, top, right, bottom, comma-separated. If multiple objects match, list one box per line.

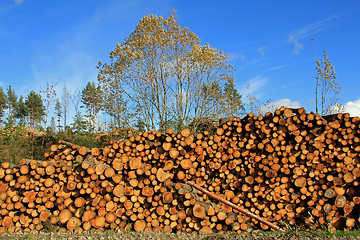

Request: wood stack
left=1, top=106, right=360, bottom=233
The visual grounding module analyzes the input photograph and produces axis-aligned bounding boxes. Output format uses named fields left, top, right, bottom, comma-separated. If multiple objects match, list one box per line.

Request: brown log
left=90, top=216, right=105, bottom=229
left=187, top=181, right=284, bottom=232
left=129, top=157, right=142, bottom=170
left=162, top=142, right=172, bottom=152
left=193, top=204, right=206, bottom=219
left=181, top=128, right=191, bottom=138
left=58, top=209, right=72, bottom=224
left=67, top=217, right=81, bottom=230
left=156, top=168, right=171, bottom=183
left=169, top=148, right=179, bottom=159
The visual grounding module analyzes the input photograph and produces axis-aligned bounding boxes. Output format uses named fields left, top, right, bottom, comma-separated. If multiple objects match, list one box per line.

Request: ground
left=0, top=232, right=360, bottom=240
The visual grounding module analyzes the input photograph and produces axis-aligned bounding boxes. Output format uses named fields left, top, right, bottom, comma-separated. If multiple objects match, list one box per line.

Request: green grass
left=261, top=229, right=360, bottom=238
left=321, top=229, right=360, bottom=237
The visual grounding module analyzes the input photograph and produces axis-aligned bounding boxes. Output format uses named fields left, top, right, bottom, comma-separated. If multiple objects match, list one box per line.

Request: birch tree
left=312, top=39, right=343, bottom=115
left=97, top=11, right=243, bottom=131
left=54, top=98, right=62, bottom=131
left=62, top=85, right=70, bottom=130
left=40, top=81, right=57, bottom=128
left=315, top=50, right=342, bottom=115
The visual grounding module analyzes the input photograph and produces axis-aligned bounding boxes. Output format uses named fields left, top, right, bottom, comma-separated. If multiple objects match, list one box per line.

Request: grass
left=3, top=229, right=360, bottom=240
left=261, top=228, right=360, bottom=238
left=318, top=229, right=360, bottom=237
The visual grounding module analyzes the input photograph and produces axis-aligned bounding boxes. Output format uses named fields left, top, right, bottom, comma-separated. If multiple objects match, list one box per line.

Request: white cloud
left=288, top=15, right=339, bottom=54
left=258, top=99, right=301, bottom=115
left=343, top=99, right=360, bottom=117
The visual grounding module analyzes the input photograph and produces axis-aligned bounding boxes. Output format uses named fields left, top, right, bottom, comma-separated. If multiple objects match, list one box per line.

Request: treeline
left=0, top=85, right=51, bottom=163
left=0, top=84, right=91, bottom=133
left=0, top=78, right=234, bottom=164
left=0, top=77, right=240, bottom=165
left=0, top=84, right=125, bottom=165
left=0, top=86, right=43, bottom=128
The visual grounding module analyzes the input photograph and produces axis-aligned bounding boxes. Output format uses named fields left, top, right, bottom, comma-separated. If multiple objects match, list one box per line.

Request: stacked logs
left=1, top=106, right=360, bottom=233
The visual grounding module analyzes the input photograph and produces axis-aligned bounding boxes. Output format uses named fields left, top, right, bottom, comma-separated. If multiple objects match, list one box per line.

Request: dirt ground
left=0, top=232, right=360, bottom=240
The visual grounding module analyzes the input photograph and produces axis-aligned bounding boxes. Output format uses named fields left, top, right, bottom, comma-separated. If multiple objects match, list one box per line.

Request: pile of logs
left=1, top=106, right=360, bottom=233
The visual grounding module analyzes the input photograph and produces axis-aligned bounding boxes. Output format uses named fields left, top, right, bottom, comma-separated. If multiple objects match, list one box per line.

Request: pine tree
left=15, top=96, right=27, bottom=125
left=0, top=87, right=7, bottom=127
left=71, top=112, right=88, bottom=134
left=81, top=82, right=101, bottom=132
left=25, top=91, right=45, bottom=128
left=223, top=78, right=244, bottom=116
left=6, top=85, right=17, bottom=125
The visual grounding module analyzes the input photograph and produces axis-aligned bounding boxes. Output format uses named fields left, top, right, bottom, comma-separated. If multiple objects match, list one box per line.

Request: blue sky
left=1, top=0, right=360, bottom=117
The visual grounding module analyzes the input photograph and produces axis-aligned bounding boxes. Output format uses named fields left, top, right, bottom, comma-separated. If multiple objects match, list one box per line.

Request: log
left=186, top=181, right=284, bottom=232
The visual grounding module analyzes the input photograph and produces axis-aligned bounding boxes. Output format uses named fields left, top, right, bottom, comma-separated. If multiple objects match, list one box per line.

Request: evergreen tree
left=71, top=112, right=88, bottom=134
left=15, top=96, right=27, bottom=125
left=25, top=91, right=45, bottom=128
left=135, top=119, right=146, bottom=133
left=81, top=82, right=101, bottom=132
left=223, top=78, right=244, bottom=116
left=0, top=87, right=7, bottom=127
left=6, top=85, right=17, bottom=125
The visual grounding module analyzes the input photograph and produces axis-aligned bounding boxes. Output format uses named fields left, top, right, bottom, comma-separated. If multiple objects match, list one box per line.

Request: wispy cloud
left=240, top=75, right=268, bottom=97
left=228, top=53, right=247, bottom=62
left=290, top=37, right=303, bottom=55
left=264, top=58, right=313, bottom=72
left=257, top=46, right=268, bottom=56
left=14, top=0, right=24, bottom=4
left=264, top=64, right=287, bottom=72
left=288, top=15, right=339, bottom=54
left=31, top=51, right=98, bottom=95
